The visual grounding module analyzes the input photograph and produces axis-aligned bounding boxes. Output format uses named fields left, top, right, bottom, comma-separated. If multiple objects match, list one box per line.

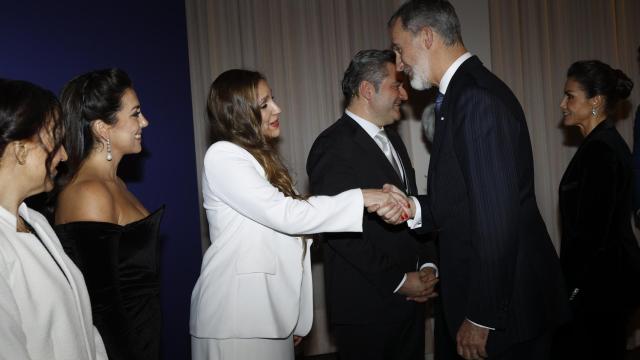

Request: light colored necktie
left=375, top=129, right=403, bottom=180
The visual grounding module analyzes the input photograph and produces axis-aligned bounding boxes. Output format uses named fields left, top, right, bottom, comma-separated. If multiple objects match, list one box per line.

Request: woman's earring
left=592, top=107, right=597, bottom=117
left=106, top=138, right=113, bottom=161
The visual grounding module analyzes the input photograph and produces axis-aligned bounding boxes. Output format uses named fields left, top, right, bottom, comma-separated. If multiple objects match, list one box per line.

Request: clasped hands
left=363, top=187, right=488, bottom=359
left=399, top=267, right=438, bottom=302
left=362, top=184, right=414, bottom=224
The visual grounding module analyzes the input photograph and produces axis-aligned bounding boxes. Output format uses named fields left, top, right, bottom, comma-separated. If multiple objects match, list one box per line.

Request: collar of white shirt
left=345, top=109, right=383, bottom=140
left=439, top=52, right=473, bottom=95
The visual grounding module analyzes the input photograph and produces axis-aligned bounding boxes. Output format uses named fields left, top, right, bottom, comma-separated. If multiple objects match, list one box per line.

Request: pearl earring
left=106, top=138, right=113, bottom=161
left=591, top=107, right=597, bottom=117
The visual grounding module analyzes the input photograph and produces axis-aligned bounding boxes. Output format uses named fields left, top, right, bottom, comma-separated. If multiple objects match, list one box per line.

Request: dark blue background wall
left=1, top=1, right=202, bottom=358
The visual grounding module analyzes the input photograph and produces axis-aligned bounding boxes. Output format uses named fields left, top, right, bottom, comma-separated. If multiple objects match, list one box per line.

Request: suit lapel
left=18, top=205, right=93, bottom=342
left=386, top=127, right=415, bottom=194
left=561, top=119, right=613, bottom=188
left=429, top=89, right=452, bottom=188
left=428, top=56, right=479, bottom=189
left=342, top=116, right=407, bottom=190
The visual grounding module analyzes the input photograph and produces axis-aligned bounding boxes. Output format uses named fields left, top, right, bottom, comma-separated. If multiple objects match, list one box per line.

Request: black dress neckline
left=55, top=205, right=165, bottom=360
left=56, top=205, right=165, bottom=229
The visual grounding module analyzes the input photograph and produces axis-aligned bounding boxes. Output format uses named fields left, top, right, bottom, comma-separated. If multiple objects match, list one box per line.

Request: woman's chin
left=265, top=131, right=280, bottom=140
left=124, top=145, right=143, bottom=155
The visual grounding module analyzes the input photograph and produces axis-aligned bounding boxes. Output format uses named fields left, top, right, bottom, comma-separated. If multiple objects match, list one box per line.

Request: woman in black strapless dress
left=56, top=207, right=164, bottom=359
left=54, top=68, right=162, bottom=360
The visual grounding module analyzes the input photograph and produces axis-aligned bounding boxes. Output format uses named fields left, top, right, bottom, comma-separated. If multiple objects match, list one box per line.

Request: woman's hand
left=362, top=188, right=410, bottom=224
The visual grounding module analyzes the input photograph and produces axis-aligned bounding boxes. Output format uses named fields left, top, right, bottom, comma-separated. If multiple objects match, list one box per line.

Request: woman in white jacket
left=190, top=69, right=408, bottom=360
left=0, top=79, right=107, bottom=359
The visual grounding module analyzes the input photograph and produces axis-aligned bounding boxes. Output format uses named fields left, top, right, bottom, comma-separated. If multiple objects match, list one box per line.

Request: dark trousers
left=434, top=304, right=551, bottom=360
left=332, top=312, right=425, bottom=360
left=551, top=309, right=630, bottom=360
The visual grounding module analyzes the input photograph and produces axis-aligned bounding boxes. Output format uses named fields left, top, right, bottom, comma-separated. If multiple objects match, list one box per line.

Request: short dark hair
left=59, top=68, right=132, bottom=184
left=0, top=78, right=64, bottom=181
left=341, top=49, right=396, bottom=103
left=567, top=60, right=633, bottom=112
left=388, top=0, right=462, bottom=46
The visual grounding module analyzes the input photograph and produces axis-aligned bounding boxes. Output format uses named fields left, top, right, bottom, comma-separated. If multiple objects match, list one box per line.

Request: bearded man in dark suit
left=378, top=1, right=570, bottom=359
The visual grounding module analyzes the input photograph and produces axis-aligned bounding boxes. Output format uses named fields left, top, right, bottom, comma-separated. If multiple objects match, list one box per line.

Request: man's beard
left=407, top=57, right=432, bottom=91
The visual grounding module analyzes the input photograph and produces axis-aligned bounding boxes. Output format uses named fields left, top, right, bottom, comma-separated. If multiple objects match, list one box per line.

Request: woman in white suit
left=190, top=69, right=407, bottom=360
left=0, top=79, right=107, bottom=359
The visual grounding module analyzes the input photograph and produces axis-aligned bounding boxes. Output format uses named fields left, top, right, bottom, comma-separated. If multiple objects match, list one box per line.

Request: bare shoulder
left=56, top=180, right=118, bottom=224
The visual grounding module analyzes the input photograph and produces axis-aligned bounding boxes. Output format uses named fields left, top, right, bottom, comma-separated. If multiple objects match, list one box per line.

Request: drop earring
left=106, top=138, right=113, bottom=161
left=591, top=107, right=597, bottom=117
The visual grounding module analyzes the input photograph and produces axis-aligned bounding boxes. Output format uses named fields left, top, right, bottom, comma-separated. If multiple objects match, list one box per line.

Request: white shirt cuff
left=467, top=318, right=495, bottom=331
left=393, top=274, right=407, bottom=293
left=394, top=262, right=439, bottom=294
left=419, top=262, right=438, bottom=278
left=406, top=196, right=422, bottom=229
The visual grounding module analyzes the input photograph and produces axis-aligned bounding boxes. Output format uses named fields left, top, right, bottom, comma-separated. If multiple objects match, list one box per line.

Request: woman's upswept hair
left=58, top=68, right=132, bottom=186
left=567, top=60, right=633, bottom=112
left=0, top=78, right=64, bottom=180
left=207, top=69, right=301, bottom=200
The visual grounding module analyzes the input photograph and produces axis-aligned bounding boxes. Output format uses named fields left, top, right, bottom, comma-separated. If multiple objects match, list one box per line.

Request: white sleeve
left=0, top=266, right=32, bottom=359
left=419, top=262, right=438, bottom=277
left=203, top=144, right=364, bottom=235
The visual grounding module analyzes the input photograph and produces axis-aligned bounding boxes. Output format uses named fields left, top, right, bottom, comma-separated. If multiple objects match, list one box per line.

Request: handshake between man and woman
left=363, top=184, right=416, bottom=226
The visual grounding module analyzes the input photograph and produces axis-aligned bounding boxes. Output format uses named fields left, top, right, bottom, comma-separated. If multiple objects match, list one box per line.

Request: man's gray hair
left=342, top=49, right=396, bottom=102
left=388, top=0, right=462, bottom=46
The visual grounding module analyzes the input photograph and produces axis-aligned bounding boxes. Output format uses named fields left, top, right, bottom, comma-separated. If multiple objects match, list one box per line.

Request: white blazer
left=190, top=141, right=364, bottom=339
left=0, top=203, right=107, bottom=360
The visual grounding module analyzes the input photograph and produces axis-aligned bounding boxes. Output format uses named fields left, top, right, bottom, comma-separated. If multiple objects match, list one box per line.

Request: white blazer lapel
left=19, top=204, right=95, bottom=359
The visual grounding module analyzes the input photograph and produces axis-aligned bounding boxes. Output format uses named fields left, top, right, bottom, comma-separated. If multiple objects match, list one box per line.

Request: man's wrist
left=407, top=196, right=422, bottom=229
left=393, top=273, right=408, bottom=293
left=409, top=197, right=417, bottom=218
left=419, top=263, right=438, bottom=277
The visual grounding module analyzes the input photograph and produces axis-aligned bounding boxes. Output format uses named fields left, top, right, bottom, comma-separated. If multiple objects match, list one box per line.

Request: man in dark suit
left=307, top=49, right=438, bottom=360
left=380, top=1, right=570, bottom=359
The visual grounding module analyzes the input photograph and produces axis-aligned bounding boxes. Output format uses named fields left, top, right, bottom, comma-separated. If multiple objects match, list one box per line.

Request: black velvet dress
left=554, top=120, right=639, bottom=359
left=55, top=206, right=164, bottom=360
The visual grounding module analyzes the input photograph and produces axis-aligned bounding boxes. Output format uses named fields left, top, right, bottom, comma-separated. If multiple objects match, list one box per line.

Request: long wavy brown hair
left=207, top=69, right=309, bottom=255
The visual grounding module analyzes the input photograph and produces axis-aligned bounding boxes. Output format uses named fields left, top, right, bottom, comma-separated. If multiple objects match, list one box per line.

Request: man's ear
left=91, top=120, right=111, bottom=141
left=358, top=80, right=376, bottom=101
left=421, top=26, right=433, bottom=49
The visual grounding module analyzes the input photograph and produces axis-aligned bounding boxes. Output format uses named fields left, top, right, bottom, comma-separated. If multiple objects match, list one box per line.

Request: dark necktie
left=435, top=91, right=445, bottom=117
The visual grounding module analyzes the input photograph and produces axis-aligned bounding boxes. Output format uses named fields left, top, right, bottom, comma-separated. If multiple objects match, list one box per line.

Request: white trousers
left=191, top=335, right=294, bottom=360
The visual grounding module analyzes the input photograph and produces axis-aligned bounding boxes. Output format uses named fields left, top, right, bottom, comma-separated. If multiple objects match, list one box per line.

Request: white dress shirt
left=346, top=111, right=438, bottom=292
